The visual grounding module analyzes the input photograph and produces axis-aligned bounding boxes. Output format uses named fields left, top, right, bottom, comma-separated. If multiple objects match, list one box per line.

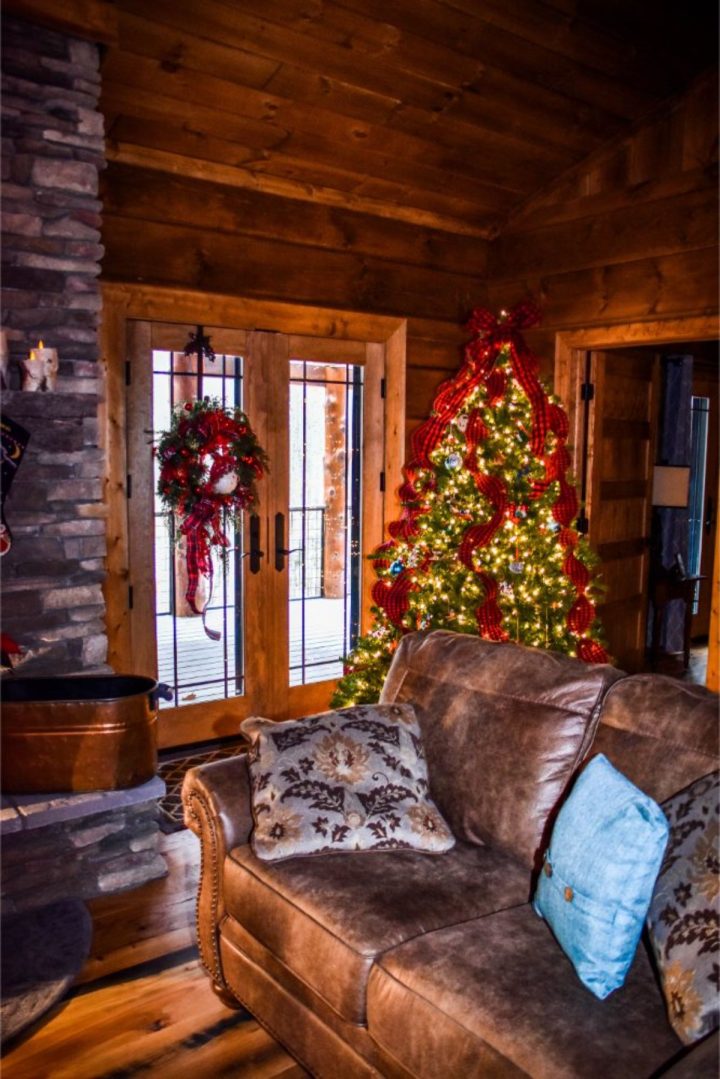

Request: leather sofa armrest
left=181, top=754, right=253, bottom=989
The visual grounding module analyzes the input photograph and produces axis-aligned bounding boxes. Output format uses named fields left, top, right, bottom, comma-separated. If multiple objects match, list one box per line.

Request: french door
left=124, top=319, right=387, bottom=747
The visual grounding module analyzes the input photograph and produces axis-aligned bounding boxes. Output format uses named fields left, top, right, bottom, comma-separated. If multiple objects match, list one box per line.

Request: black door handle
left=249, top=514, right=263, bottom=574
left=275, top=512, right=301, bottom=571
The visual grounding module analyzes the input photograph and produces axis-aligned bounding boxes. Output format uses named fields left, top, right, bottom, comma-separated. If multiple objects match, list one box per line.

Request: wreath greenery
left=156, top=397, right=266, bottom=525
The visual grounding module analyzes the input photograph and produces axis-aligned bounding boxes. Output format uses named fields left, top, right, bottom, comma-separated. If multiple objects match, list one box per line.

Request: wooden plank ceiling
left=100, top=0, right=718, bottom=240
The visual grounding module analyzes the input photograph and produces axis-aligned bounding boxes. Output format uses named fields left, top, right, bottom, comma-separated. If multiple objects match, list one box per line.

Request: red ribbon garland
left=558, top=531, right=609, bottom=662
left=475, top=572, right=509, bottom=642
left=458, top=474, right=507, bottom=569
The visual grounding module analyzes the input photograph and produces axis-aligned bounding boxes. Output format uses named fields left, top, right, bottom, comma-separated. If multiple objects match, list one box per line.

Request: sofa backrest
left=591, top=674, right=719, bottom=803
left=380, top=630, right=624, bottom=872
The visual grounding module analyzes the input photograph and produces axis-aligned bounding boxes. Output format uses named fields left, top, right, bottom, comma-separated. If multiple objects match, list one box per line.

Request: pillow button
left=564, top=886, right=574, bottom=902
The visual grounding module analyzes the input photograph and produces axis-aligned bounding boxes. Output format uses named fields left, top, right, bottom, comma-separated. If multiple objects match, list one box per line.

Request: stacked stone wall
left=1, top=16, right=107, bottom=674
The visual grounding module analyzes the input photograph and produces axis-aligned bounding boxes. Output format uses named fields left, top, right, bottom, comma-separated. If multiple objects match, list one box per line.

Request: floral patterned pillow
left=646, top=771, right=719, bottom=1044
left=241, top=703, right=455, bottom=862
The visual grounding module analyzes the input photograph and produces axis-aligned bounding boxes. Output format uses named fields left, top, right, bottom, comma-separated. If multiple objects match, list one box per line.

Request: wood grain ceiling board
left=98, top=0, right=718, bottom=235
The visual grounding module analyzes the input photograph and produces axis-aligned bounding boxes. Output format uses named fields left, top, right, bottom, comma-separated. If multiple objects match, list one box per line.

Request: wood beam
left=103, top=148, right=495, bottom=241
left=4, top=0, right=118, bottom=44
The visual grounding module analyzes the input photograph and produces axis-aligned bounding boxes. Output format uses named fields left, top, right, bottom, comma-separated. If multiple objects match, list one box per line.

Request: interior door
left=586, top=349, right=660, bottom=671
left=125, top=321, right=385, bottom=747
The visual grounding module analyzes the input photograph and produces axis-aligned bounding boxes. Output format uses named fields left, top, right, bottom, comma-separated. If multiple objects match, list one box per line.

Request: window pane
left=289, top=360, right=362, bottom=686
left=152, top=348, right=245, bottom=707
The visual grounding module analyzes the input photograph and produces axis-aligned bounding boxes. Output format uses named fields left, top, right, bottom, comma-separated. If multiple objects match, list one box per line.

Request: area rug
left=157, top=740, right=247, bottom=833
left=1, top=898, right=92, bottom=1048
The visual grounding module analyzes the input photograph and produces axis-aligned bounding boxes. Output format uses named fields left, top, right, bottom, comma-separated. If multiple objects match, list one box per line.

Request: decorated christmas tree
left=332, top=301, right=608, bottom=707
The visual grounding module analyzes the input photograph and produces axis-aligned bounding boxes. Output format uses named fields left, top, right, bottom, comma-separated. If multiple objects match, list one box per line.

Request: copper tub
left=1, top=676, right=172, bottom=793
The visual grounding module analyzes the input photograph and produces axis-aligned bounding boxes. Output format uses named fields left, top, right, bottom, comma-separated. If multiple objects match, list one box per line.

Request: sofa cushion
left=591, top=675, right=719, bottom=803
left=647, top=771, right=720, bottom=1045
left=241, top=703, right=454, bottom=861
left=534, top=754, right=669, bottom=999
left=223, top=838, right=530, bottom=1025
left=367, top=905, right=681, bottom=1079
left=380, top=630, right=624, bottom=869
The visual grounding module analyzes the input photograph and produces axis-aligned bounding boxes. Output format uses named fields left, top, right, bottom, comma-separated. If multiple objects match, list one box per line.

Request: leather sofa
left=182, top=630, right=719, bottom=1077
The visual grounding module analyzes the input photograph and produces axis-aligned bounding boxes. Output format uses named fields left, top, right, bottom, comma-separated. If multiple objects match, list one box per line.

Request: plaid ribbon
left=458, top=474, right=508, bottom=570
left=475, top=572, right=509, bottom=642
left=557, top=515, right=608, bottom=662
left=179, top=498, right=226, bottom=641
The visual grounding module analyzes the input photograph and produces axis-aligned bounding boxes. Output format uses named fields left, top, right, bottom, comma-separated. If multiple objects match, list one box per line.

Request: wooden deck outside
left=158, top=597, right=348, bottom=706
left=2, top=830, right=307, bottom=1079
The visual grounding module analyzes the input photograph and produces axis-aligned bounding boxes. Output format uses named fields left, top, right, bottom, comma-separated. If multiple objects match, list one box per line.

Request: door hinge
left=128, top=584, right=134, bottom=610
left=380, top=377, right=386, bottom=399
left=580, top=381, right=595, bottom=402
left=379, top=470, right=386, bottom=493
left=126, top=473, right=132, bottom=498
left=576, top=512, right=590, bottom=534
left=125, top=360, right=131, bottom=387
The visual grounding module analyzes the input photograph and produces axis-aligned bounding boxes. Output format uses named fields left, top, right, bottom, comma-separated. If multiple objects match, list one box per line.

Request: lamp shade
left=652, top=466, right=690, bottom=508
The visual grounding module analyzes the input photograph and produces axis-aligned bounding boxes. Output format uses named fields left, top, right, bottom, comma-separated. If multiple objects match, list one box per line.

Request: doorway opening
left=555, top=319, right=719, bottom=682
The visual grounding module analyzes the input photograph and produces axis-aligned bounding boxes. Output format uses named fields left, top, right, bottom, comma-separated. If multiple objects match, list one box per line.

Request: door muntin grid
left=289, top=360, right=362, bottom=686
left=152, top=348, right=245, bottom=708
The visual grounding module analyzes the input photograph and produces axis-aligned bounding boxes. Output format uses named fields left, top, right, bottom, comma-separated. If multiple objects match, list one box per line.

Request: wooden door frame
left=100, top=283, right=407, bottom=746
left=553, top=314, right=720, bottom=686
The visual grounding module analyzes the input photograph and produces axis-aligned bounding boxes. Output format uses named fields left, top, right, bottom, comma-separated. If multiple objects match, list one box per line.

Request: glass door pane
left=288, top=359, right=363, bottom=686
left=151, top=345, right=246, bottom=708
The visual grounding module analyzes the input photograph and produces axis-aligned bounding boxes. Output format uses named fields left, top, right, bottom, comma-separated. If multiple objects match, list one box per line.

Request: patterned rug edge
left=157, top=741, right=247, bottom=833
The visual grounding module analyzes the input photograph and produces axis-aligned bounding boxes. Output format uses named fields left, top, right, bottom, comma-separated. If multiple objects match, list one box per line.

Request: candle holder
left=20, top=340, right=58, bottom=392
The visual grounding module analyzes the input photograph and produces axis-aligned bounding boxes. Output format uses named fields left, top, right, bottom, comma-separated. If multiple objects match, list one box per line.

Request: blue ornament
left=509, top=561, right=524, bottom=575
left=445, top=452, right=462, bottom=470
left=390, top=559, right=404, bottom=576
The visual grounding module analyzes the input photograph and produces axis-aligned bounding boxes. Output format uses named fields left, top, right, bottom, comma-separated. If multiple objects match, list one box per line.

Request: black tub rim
left=1, top=675, right=162, bottom=704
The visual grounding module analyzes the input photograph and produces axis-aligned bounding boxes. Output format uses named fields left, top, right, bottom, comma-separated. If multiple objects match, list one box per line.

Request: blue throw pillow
left=534, top=753, right=669, bottom=1000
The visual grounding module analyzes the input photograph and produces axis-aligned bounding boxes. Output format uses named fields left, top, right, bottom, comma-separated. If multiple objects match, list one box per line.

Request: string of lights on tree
left=332, top=301, right=608, bottom=707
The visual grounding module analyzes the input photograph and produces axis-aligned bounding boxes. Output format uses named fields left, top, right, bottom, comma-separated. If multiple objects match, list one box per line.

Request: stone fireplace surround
left=2, top=14, right=108, bottom=677
left=1, top=778, right=167, bottom=915
left=1, top=16, right=170, bottom=908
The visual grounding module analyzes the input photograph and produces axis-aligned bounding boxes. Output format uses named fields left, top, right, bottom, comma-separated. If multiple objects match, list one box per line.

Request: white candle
left=22, top=339, right=59, bottom=391
left=29, top=339, right=58, bottom=365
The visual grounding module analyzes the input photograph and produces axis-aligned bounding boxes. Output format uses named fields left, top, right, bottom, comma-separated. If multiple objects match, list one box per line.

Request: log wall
left=486, top=72, right=719, bottom=372
left=101, top=73, right=718, bottom=447
left=100, top=163, right=485, bottom=445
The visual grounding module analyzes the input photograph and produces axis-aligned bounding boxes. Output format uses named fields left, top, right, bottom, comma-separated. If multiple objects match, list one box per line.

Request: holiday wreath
left=156, top=397, right=267, bottom=638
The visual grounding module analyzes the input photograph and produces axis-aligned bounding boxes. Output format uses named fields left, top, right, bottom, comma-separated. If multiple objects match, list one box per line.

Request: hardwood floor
left=2, top=829, right=307, bottom=1079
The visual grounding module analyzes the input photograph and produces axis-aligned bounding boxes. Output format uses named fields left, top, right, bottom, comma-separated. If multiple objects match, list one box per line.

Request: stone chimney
left=1, top=16, right=108, bottom=674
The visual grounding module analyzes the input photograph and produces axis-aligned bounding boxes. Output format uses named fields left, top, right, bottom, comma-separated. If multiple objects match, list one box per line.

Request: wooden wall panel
left=101, top=75, right=717, bottom=466
left=487, top=73, right=719, bottom=337
left=103, top=164, right=489, bottom=277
